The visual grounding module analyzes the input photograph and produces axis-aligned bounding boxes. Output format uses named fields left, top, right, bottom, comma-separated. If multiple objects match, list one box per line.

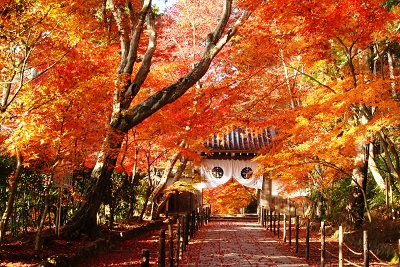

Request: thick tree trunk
left=62, top=132, right=124, bottom=238
left=62, top=0, right=248, bottom=237
left=0, top=150, right=23, bottom=244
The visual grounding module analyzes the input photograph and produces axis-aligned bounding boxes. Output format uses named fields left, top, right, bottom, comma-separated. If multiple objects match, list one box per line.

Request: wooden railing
left=259, top=207, right=394, bottom=267
left=141, top=205, right=211, bottom=267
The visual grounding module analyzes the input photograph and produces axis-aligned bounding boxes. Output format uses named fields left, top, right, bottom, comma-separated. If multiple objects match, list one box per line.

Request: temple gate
left=200, top=127, right=287, bottom=214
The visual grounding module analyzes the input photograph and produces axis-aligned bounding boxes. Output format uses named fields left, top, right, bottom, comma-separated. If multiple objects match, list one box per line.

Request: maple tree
left=227, top=0, right=400, bottom=226
left=1, top=42, right=113, bottom=248
left=1, top=0, right=400, bottom=250
left=132, top=0, right=256, bottom=220
left=59, top=0, right=253, bottom=238
left=0, top=0, right=112, bottom=244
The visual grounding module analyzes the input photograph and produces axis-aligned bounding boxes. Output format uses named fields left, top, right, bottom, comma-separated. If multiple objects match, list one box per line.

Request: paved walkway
left=181, top=219, right=310, bottom=267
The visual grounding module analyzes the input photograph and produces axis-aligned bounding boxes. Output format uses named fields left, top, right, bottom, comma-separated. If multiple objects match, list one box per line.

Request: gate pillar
left=258, top=173, right=272, bottom=211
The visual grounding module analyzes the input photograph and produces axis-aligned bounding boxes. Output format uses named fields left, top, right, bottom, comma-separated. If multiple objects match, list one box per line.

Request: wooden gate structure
left=200, top=127, right=298, bottom=215
left=164, top=127, right=302, bottom=216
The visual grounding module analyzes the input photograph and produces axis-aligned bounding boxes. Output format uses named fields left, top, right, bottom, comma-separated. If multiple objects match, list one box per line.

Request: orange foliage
left=218, top=0, right=400, bottom=195
left=203, top=179, right=256, bottom=214
left=0, top=0, right=114, bottom=175
left=2, top=0, right=400, bottom=202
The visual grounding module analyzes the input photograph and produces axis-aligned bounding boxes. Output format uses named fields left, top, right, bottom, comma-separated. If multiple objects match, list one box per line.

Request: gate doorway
left=203, top=179, right=257, bottom=215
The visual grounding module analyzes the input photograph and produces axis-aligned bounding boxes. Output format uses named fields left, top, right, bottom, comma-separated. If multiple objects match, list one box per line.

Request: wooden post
left=277, top=212, right=280, bottom=238
left=141, top=249, right=150, bottom=267
left=179, top=217, right=184, bottom=260
left=168, top=221, right=174, bottom=267
left=273, top=211, right=276, bottom=235
left=306, top=218, right=310, bottom=260
left=201, top=208, right=204, bottom=228
left=265, top=209, right=268, bottom=229
left=200, top=208, right=203, bottom=228
left=364, top=230, right=369, bottom=267
left=196, top=209, right=200, bottom=231
left=188, top=212, right=192, bottom=240
left=185, top=212, right=190, bottom=244
left=158, top=229, right=166, bottom=267
left=283, top=214, right=287, bottom=243
left=263, top=209, right=266, bottom=228
left=269, top=210, right=273, bottom=232
left=206, top=206, right=210, bottom=224
left=295, top=216, right=299, bottom=253
left=321, top=221, right=325, bottom=267
left=339, top=226, right=343, bottom=267
left=182, top=215, right=187, bottom=252
left=191, top=210, right=196, bottom=235
left=289, top=214, right=292, bottom=247
left=174, top=218, right=181, bottom=267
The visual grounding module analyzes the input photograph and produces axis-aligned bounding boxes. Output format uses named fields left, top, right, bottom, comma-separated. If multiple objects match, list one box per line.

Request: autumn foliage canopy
left=0, top=0, right=400, bottom=238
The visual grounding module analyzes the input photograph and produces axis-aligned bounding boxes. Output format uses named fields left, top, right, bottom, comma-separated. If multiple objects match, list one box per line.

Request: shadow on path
left=181, top=219, right=309, bottom=267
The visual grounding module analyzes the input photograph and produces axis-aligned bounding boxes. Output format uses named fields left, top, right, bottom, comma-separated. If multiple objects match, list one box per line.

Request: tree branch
left=286, top=64, right=336, bottom=94
left=120, top=0, right=250, bottom=132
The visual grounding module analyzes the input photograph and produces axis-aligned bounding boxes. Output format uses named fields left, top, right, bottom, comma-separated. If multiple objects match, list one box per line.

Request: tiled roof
left=204, top=127, right=274, bottom=156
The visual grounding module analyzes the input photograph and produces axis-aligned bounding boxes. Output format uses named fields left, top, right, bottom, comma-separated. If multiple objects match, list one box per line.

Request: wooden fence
left=141, top=205, right=211, bottom=267
left=259, top=208, right=397, bottom=267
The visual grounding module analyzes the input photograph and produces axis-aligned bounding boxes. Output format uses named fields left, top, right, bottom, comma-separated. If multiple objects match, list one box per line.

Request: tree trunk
left=387, top=46, right=396, bottom=96
left=281, top=50, right=296, bottom=108
left=336, top=39, right=373, bottom=228
left=349, top=142, right=370, bottom=228
left=62, top=0, right=248, bottom=237
left=34, top=186, right=51, bottom=251
left=63, top=131, right=122, bottom=238
left=378, top=130, right=400, bottom=181
left=143, top=150, right=182, bottom=219
left=368, top=142, right=386, bottom=191
left=127, top=147, right=139, bottom=220
left=139, top=185, right=153, bottom=221
left=0, top=149, right=23, bottom=244
left=151, top=156, right=188, bottom=219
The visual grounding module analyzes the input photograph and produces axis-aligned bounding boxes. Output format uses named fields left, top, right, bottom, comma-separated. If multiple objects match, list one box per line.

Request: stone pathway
left=180, top=219, right=310, bottom=267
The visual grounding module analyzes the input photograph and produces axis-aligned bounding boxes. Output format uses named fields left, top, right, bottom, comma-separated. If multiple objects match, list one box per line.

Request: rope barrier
left=343, top=242, right=363, bottom=256
left=343, top=257, right=363, bottom=267
left=315, top=241, right=363, bottom=267
left=265, top=213, right=396, bottom=266
left=369, top=250, right=392, bottom=265
left=306, top=224, right=394, bottom=266
left=320, top=238, right=394, bottom=266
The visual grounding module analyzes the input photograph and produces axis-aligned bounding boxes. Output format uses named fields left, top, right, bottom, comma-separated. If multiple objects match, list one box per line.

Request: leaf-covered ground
left=0, top=218, right=398, bottom=266
left=0, top=220, right=161, bottom=267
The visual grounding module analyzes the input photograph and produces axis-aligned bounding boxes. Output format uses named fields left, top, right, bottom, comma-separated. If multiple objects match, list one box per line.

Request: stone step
left=210, top=213, right=259, bottom=222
